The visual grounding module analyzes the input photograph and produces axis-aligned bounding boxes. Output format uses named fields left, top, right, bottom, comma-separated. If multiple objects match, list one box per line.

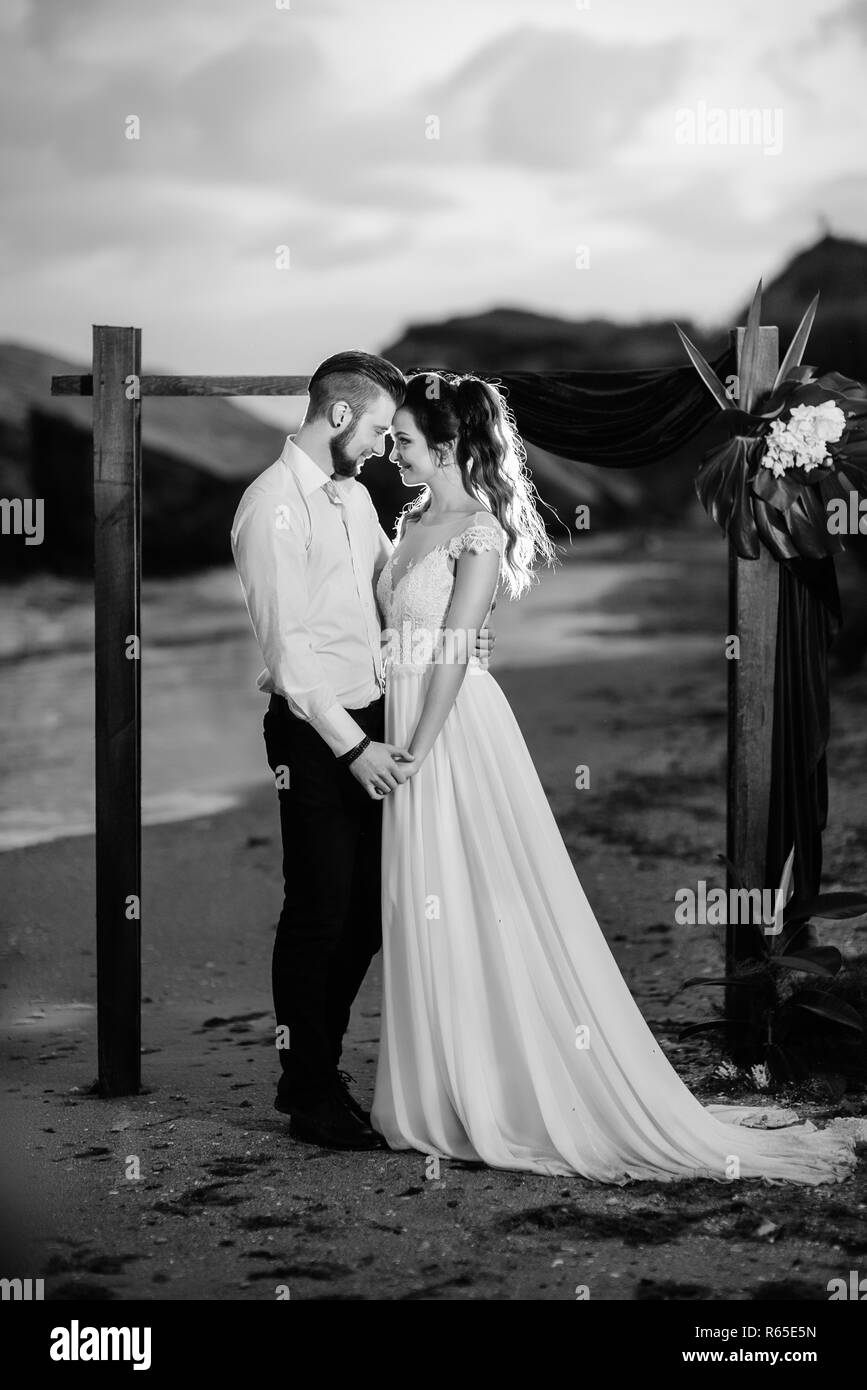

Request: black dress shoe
left=334, top=1070, right=371, bottom=1126
left=288, top=1091, right=384, bottom=1151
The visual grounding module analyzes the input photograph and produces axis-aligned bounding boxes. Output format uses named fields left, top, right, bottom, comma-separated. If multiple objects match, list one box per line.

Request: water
left=0, top=568, right=269, bottom=852
left=0, top=546, right=718, bottom=852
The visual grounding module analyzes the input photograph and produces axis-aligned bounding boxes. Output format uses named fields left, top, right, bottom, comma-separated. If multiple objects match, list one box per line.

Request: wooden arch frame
left=51, top=324, right=779, bottom=1095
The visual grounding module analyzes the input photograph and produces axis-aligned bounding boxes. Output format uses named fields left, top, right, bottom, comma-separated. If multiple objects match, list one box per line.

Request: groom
left=232, top=351, right=493, bottom=1151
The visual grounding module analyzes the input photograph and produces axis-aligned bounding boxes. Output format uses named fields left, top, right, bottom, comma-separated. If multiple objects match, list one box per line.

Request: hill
left=735, top=234, right=867, bottom=382
left=0, top=344, right=287, bottom=576
left=2, top=234, right=865, bottom=575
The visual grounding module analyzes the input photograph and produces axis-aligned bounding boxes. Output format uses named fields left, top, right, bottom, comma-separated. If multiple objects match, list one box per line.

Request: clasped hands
left=349, top=741, right=417, bottom=799
left=350, top=617, right=495, bottom=800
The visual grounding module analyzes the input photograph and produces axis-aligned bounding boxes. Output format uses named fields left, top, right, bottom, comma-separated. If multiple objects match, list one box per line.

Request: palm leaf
left=674, top=324, right=732, bottom=411
left=737, top=280, right=764, bottom=413
left=783, top=891, right=867, bottom=925
left=768, top=947, right=842, bottom=978
left=677, top=1020, right=734, bottom=1040
left=792, top=993, right=864, bottom=1033
left=677, top=975, right=758, bottom=992
left=768, top=843, right=796, bottom=937
left=772, top=292, right=819, bottom=392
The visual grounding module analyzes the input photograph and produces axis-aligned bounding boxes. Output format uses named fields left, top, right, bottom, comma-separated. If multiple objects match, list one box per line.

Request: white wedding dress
left=370, top=514, right=858, bottom=1185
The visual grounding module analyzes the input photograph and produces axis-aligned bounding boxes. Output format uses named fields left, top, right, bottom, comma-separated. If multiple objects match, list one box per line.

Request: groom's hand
left=349, top=742, right=415, bottom=799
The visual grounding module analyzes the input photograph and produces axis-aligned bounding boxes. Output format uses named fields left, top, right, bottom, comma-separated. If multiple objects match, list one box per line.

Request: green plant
left=674, top=845, right=867, bottom=1083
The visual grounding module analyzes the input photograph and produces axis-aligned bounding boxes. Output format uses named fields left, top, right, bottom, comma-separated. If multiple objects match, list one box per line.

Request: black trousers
left=263, top=692, right=384, bottom=1105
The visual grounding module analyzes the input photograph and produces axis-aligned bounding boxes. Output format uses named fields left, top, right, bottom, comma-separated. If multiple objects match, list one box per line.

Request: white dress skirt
left=369, top=518, right=858, bottom=1185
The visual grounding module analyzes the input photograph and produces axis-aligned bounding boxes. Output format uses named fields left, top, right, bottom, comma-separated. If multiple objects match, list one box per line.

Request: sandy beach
left=2, top=521, right=866, bottom=1301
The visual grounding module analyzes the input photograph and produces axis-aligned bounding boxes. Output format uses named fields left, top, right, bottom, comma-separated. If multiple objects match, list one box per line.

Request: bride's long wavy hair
left=396, top=372, right=556, bottom=598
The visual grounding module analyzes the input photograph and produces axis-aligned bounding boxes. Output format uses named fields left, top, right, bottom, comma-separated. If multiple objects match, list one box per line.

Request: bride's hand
left=398, top=748, right=425, bottom=778
left=474, top=607, right=496, bottom=667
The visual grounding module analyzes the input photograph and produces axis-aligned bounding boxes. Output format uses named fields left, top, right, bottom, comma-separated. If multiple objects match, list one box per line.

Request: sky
left=1, top=0, right=865, bottom=416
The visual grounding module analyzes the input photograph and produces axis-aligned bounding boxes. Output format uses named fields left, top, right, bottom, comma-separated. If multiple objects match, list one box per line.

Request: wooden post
left=726, top=324, right=779, bottom=1043
left=92, top=326, right=142, bottom=1095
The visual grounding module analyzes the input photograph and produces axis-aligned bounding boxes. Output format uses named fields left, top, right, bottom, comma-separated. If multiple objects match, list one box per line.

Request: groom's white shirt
left=231, top=435, right=392, bottom=757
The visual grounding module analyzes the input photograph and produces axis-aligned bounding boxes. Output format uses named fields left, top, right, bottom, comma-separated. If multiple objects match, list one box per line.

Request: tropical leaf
left=674, top=324, right=732, bottom=411
left=819, top=469, right=859, bottom=508
left=783, top=892, right=867, bottom=925
left=792, top=993, right=864, bottom=1032
left=738, top=280, right=764, bottom=413
left=695, top=437, right=761, bottom=558
left=677, top=975, right=758, bottom=992
left=773, top=914, right=812, bottom=957
left=806, top=369, right=867, bottom=402
left=752, top=497, right=800, bottom=562
left=677, top=1020, right=734, bottom=1040
left=834, top=459, right=867, bottom=493
left=786, top=492, right=834, bottom=559
left=772, top=292, right=819, bottom=393
left=767, top=947, right=842, bottom=978
left=752, top=465, right=807, bottom=512
left=712, top=406, right=784, bottom=437
left=767, top=844, right=796, bottom=936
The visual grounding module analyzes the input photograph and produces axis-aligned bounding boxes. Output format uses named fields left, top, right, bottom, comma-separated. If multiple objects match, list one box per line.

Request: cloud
left=433, top=26, right=688, bottom=171
left=0, top=0, right=864, bottom=371
left=827, top=0, right=867, bottom=43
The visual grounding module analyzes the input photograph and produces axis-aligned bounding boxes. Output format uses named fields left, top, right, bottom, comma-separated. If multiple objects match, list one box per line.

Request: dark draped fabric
left=765, top=558, right=842, bottom=905
left=484, top=349, right=837, bottom=905
left=497, top=349, right=736, bottom=468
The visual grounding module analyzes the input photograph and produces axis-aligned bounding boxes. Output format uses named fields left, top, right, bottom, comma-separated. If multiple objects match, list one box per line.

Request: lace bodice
left=377, top=515, right=504, bottom=667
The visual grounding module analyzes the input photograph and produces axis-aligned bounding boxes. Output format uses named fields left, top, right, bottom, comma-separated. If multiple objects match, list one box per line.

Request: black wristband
left=338, top=735, right=370, bottom=767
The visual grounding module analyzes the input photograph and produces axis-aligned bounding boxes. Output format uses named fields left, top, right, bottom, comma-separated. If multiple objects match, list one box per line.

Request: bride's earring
left=436, top=444, right=456, bottom=470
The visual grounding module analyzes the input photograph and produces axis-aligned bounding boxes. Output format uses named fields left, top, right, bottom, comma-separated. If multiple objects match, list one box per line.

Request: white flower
left=793, top=400, right=845, bottom=444
left=714, top=1060, right=741, bottom=1082
left=760, top=401, right=846, bottom=478
left=750, top=1062, right=772, bottom=1091
left=761, top=403, right=844, bottom=478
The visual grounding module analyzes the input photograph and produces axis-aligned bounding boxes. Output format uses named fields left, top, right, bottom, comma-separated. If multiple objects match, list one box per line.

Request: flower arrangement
left=761, top=401, right=846, bottom=478
left=675, top=283, right=867, bottom=560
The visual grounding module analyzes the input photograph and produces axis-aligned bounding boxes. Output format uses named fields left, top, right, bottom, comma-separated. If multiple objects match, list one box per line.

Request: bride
left=369, top=369, right=858, bottom=1186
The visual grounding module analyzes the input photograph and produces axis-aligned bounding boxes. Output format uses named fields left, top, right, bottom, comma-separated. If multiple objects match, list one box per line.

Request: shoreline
left=0, top=527, right=722, bottom=854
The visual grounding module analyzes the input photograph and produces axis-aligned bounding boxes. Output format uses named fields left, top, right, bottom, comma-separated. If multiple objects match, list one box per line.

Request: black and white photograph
left=3, top=0, right=867, bottom=1347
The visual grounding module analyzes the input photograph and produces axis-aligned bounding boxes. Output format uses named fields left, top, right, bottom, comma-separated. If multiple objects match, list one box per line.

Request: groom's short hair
left=306, top=351, right=406, bottom=422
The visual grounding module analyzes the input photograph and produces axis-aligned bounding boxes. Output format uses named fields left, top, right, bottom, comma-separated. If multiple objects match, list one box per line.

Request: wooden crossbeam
left=51, top=375, right=311, bottom=397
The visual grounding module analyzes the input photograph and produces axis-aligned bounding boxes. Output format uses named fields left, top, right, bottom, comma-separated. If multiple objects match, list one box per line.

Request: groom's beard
left=329, top=421, right=363, bottom=478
